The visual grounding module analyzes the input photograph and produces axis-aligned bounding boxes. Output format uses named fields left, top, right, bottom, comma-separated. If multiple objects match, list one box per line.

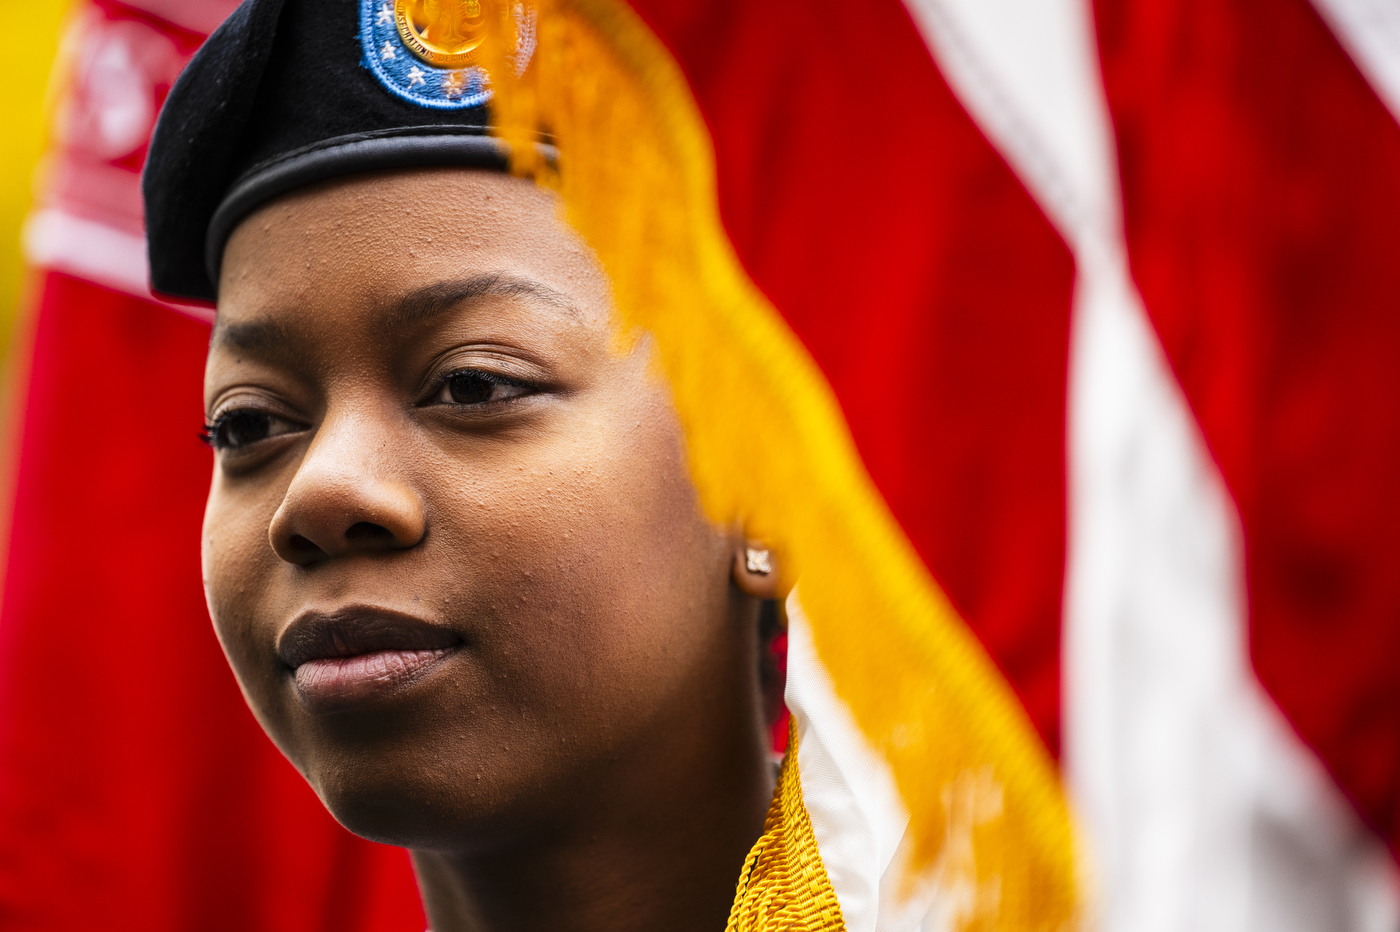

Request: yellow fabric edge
left=482, top=2, right=1081, bottom=927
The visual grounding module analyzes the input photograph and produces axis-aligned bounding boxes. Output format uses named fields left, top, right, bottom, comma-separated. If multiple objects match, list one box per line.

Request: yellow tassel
left=727, top=723, right=847, bottom=931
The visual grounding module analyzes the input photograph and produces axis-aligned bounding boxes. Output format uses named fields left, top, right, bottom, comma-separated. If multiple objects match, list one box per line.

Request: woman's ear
left=732, top=540, right=781, bottom=600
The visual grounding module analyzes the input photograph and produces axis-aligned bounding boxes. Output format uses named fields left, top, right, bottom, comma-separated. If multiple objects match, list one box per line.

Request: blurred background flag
left=0, top=0, right=1397, bottom=930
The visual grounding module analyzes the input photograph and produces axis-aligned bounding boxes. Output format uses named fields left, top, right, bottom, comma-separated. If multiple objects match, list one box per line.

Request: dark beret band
left=207, top=129, right=519, bottom=288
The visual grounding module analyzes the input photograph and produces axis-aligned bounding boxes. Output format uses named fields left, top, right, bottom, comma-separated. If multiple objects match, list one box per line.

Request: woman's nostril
left=288, top=534, right=324, bottom=556
left=345, top=522, right=395, bottom=544
left=277, top=520, right=409, bottom=564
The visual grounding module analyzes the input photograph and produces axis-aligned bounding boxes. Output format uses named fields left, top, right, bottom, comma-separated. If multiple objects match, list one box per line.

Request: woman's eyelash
left=202, top=371, right=538, bottom=448
left=435, top=369, right=540, bottom=405
left=202, top=410, right=252, bottom=450
left=202, top=409, right=296, bottom=451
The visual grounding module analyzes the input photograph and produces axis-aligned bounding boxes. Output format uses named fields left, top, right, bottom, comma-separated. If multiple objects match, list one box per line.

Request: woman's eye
left=203, top=409, right=300, bottom=451
left=435, top=370, right=532, bottom=406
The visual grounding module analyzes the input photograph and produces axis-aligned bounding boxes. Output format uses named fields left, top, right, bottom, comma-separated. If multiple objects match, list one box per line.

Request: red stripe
left=1097, top=0, right=1400, bottom=849
left=0, top=274, right=424, bottom=930
left=627, top=0, right=1076, bottom=756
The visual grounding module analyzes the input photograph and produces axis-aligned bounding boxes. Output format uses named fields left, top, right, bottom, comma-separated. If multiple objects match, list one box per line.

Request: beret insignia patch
left=361, top=0, right=534, bottom=109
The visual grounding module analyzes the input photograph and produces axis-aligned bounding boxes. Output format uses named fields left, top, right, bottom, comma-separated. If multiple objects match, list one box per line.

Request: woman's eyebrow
left=382, top=272, right=578, bottom=331
left=210, top=316, right=295, bottom=356
left=209, top=273, right=578, bottom=354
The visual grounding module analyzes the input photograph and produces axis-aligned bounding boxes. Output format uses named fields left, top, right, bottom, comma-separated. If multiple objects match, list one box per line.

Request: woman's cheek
left=202, top=491, right=285, bottom=697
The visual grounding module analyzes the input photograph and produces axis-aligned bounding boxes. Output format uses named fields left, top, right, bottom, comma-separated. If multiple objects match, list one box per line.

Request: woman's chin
left=304, top=751, right=548, bottom=850
left=322, top=793, right=465, bottom=849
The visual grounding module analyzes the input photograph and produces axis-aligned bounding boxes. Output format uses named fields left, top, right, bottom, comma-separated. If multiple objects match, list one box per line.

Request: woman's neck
left=411, top=722, right=776, bottom=932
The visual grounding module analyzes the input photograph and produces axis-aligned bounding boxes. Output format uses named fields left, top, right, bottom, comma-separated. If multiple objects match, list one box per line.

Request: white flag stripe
left=1310, top=0, right=1400, bottom=130
left=118, top=0, right=242, bottom=36
left=22, top=209, right=215, bottom=324
left=900, top=0, right=1400, bottom=928
left=896, top=0, right=1118, bottom=256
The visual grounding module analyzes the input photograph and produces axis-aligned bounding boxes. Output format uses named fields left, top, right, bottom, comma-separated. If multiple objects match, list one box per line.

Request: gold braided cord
left=480, top=2, right=1082, bottom=928
left=728, top=727, right=846, bottom=931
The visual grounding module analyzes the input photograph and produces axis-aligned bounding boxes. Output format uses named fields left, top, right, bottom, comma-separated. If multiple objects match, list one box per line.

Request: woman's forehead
left=228, top=169, right=557, bottom=251
left=219, top=170, right=603, bottom=315
left=210, top=175, right=615, bottom=385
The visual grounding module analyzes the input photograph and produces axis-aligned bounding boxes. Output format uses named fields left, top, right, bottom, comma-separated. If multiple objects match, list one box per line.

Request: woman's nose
left=268, top=414, right=425, bottom=566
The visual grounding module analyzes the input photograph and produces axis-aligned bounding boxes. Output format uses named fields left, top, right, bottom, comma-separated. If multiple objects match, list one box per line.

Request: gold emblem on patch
left=395, top=0, right=489, bottom=68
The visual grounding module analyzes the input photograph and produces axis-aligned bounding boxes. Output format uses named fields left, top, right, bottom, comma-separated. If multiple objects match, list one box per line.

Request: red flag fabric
left=1097, top=0, right=1400, bottom=849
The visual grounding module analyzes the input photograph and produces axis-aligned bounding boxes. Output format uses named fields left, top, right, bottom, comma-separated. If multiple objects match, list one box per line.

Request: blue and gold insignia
left=360, top=0, right=534, bottom=110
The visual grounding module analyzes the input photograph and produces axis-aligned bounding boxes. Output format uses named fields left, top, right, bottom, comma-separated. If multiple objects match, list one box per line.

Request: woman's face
left=205, top=169, right=772, bottom=849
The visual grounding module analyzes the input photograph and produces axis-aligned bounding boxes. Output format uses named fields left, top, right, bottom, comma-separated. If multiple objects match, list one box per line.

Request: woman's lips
left=293, top=649, right=454, bottom=710
left=277, top=609, right=461, bottom=712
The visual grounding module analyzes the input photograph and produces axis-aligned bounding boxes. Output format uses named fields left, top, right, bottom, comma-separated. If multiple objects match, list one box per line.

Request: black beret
left=144, top=0, right=535, bottom=302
